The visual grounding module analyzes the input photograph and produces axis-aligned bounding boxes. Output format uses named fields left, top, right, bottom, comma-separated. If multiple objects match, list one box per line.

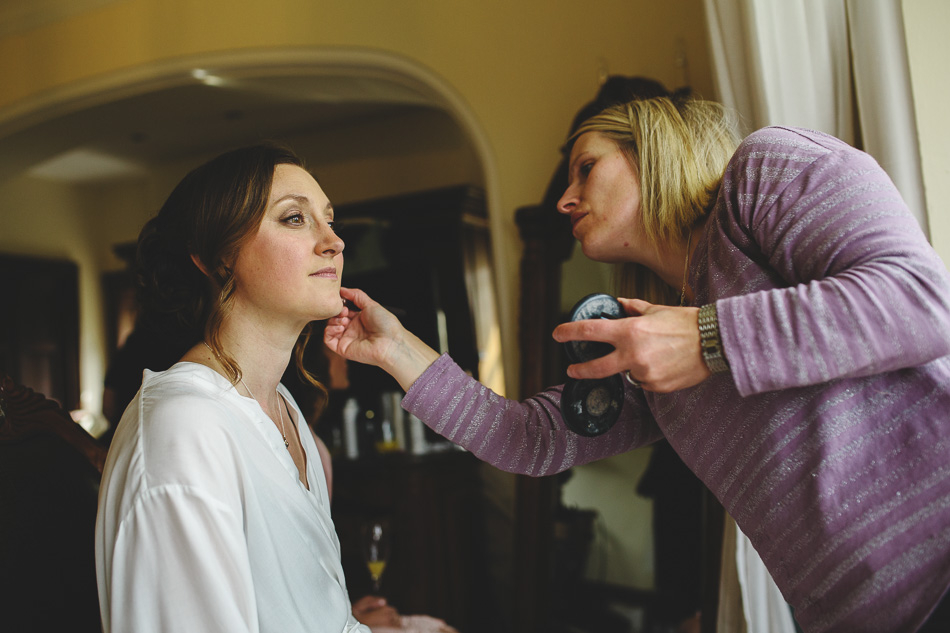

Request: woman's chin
left=580, top=241, right=607, bottom=262
left=317, top=297, right=345, bottom=320
left=581, top=240, right=628, bottom=264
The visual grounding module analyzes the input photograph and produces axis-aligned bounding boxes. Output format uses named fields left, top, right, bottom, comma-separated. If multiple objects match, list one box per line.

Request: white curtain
left=718, top=515, right=797, bottom=633
left=704, top=1, right=929, bottom=628
left=704, top=0, right=929, bottom=236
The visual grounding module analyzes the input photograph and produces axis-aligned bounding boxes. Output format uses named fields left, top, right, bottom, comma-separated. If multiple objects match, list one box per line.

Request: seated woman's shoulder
left=138, top=364, right=242, bottom=441
left=118, top=368, right=252, bottom=491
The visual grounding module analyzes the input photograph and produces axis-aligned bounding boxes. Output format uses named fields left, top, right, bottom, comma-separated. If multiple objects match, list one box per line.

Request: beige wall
left=0, top=175, right=111, bottom=411
left=6, top=0, right=943, bottom=598
left=0, top=0, right=716, bottom=400
left=0, top=0, right=715, bottom=594
left=293, top=108, right=484, bottom=207
left=562, top=445, right=655, bottom=589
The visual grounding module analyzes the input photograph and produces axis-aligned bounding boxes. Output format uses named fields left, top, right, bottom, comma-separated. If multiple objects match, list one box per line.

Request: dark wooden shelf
left=331, top=450, right=494, bottom=632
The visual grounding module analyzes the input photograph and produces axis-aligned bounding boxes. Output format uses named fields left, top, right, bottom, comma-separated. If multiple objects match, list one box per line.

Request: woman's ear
left=190, top=253, right=211, bottom=277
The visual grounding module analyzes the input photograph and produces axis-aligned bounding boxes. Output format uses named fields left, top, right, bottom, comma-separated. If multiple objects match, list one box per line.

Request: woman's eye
left=579, top=161, right=594, bottom=177
left=284, top=213, right=305, bottom=225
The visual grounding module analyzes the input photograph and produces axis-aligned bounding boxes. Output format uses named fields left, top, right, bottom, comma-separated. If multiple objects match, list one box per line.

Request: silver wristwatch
left=698, top=303, right=729, bottom=374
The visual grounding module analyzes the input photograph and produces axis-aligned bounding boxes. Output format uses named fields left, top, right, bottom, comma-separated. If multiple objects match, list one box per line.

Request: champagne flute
left=361, top=518, right=390, bottom=593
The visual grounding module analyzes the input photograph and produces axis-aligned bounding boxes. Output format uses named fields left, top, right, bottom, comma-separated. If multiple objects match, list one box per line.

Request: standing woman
left=325, top=96, right=950, bottom=633
left=96, top=144, right=370, bottom=633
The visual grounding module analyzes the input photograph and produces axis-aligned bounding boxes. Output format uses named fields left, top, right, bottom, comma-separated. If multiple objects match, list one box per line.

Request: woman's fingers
left=553, top=297, right=655, bottom=344
left=553, top=316, right=624, bottom=344
left=565, top=352, right=624, bottom=380
left=339, top=286, right=375, bottom=310
left=557, top=303, right=710, bottom=391
left=617, top=297, right=652, bottom=316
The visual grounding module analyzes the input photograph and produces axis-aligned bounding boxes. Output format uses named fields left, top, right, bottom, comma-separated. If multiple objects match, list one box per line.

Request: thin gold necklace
left=203, top=342, right=289, bottom=447
left=679, top=230, right=692, bottom=307
left=240, top=377, right=289, bottom=448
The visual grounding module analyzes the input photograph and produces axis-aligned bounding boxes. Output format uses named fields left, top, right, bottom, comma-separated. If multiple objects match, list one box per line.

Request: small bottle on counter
left=391, top=393, right=407, bottom=452
left=342, top=397, right=360, bottom=460
left=375, top=392, right=400, bottom=453
left=408, top=413, right=428, bottom=455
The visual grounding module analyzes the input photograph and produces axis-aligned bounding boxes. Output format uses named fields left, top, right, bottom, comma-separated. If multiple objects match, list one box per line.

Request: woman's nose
left=557, top=185, right=577, bottom=215
left=318, top=227, right=344, bottom=256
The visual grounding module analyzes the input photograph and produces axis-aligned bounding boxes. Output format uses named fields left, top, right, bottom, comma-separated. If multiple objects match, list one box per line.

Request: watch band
left=698, top=303, right=729, bottom=374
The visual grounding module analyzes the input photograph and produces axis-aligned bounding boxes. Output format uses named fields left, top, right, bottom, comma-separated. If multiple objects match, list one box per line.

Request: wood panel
left=0, top=254, right=80, bottom=410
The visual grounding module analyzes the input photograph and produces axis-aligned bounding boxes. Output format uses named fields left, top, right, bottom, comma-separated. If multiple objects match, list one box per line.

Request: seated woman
left=95, top=143, right=366, bottom=632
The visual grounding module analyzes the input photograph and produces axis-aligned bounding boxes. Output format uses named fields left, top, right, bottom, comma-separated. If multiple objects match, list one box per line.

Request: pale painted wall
left=291, top=108, right=484, bottom=206
left=3, top=0, right=944, bottom=598
left=0, top=0, right=717, bottom=402
left=0, top=175, right=110, bottom=415
left=562, top=445, right=656, bottom=589
left=0, top=0, right=714, bottom=596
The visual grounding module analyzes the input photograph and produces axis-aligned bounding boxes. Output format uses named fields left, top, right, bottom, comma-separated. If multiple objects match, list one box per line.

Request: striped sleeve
left=401, top=354, right=662, bottom=476
left=717, top=127, right=950, bottom=397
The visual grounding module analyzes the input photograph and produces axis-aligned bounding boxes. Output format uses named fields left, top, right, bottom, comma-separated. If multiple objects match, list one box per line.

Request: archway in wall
left=0, top=44, right=536, bottom=632
left=0, top=47, right=519, bottom=631
left=0, top=47, right=510, bottom=406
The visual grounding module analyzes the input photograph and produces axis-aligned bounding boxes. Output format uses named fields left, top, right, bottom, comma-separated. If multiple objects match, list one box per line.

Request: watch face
left=561, top=374, right=624, bottom=437
left=564, top=293, right=624, bottom=363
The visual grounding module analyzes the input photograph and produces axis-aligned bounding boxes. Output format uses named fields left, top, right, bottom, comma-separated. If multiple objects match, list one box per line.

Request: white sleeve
left=106, top=485, right=258, bottom=633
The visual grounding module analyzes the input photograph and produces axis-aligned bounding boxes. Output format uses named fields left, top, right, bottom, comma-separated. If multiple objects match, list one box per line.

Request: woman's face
left=231, top=164, right=345, bottom=329
left=558, top=131, right=643, bottom=263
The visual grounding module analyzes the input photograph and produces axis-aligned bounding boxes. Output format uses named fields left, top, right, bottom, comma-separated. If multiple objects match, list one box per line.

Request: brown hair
left=136, top=142, right=327, bottom=410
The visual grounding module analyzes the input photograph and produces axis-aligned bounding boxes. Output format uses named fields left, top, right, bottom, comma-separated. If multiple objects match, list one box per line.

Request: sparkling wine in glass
left=362, top=519, right=390, bottom=593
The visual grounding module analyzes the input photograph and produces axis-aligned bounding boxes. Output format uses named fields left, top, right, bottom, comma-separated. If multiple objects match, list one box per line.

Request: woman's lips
left=311, top=267, right=338, bottom=279
left=570, top=212, right=587, bottom=232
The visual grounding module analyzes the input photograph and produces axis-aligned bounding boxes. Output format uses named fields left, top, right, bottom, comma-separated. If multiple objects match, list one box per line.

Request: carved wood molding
left=513, top=203, right=575, bottom=633
left=516, top=204, right=574, bottom=394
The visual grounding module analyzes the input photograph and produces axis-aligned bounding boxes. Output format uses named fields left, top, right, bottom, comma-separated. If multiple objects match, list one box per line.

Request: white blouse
left=96, top=362, right=368, bottom=633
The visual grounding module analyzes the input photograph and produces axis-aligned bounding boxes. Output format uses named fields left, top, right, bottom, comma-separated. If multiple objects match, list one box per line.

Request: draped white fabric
left=703, top=1, right=929, bottom=628
left=734, top=523, right=798, bottom=633
left=717, top=515, right=796, bottom=633
left=846, top=0, right=928, bottom=235
left=704, top=0, right=929, bottom=235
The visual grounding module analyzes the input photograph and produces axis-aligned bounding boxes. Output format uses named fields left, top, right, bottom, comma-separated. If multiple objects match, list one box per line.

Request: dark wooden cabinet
left=0, top=254, right=80, bottom=409
left=299, top=186, right=501, bottom=632
left=333, top=185, right=487, bottom=378
left=331, top=451, right=494, bottom=632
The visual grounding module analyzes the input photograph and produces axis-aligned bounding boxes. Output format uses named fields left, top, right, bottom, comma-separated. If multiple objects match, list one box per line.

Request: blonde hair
left=570, top=96, right=740, bottom=303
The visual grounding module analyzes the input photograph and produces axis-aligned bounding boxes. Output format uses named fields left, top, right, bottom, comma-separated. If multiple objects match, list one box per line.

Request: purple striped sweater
left=403, top=127, right=950, bottom=633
